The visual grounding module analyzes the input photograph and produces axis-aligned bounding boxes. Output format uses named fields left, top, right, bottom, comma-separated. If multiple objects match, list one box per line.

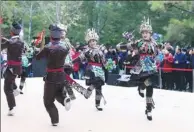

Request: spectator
left=124, top=50, right=139, bottom=75
left=75, top=42, right=80, bottom=52
left=185, top=49, right=193, bottom=92
left=73, top=62, right=80, bottom=79
left=71, top=48, right=80, bottom=79
left=118, top=50, right=128, bottom=72
left=173, top=47, right=186, bottom=91
left=190, top=49, right=194, bottom=69
left=106, top=48, right=114, bottom=59
left=106, top=48, right=118, bottom=73
left=161, top=48, right=174, bottom=90
left=164, top=42, right=174, bottom=55
left=79, top=58, right=87, bottom=80
left=112, top=49, right=118, bottom=64
left=155, top=44, right=164, bottom=68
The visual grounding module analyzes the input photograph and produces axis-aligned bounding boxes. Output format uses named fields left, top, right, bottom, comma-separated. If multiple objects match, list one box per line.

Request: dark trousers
left=13, top=67, right=28, bottom=90
left=73, top=71, right=79, bottom=79
left=138, top=82, right=153, bottom=98
left=86, top=77, right=103, bottom=106
left=19, top=67, right=28, bottom=90
left=174, top=71, right=185, bottom=91
left=162, top=72, right=173, bottom=90
left=95, top=85, right=102, bottom=106
left=85, top=69, right=104, bottom=106
left=138, top=76, right=154, bottom=111
left=184, top=71, right=192, bottom=92
left=79, top=68, right=85, bottom=79
left=43, top=82, right=66, bottom=124
left=4, top=68, right=17, bottom=109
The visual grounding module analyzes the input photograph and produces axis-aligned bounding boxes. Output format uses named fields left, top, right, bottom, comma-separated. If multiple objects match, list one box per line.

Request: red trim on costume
left=88, top=62, right=102, bottom=67
left=7, top=60, right=21, bottom=66
left=46, top=68, right=64, bottom=72
left=125, top=65, right=192, bottom=72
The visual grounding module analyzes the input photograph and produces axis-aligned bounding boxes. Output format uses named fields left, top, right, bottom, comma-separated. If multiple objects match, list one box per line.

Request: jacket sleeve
left=36, top=47, right=47, bottom=60
left=173, top=54, right=177, bottom=63
left=179, top=54, right=187, bottom=64
left=1, top=38, right=9, bottom=50
left=72, top=52, right=84, bottom=64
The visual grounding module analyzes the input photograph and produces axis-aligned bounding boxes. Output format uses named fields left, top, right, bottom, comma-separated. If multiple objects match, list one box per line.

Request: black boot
left=96, top=105, right=103, bottom=111
left=145, top=98, right=155, bottom=121
left=66, top=86, right=76, bottom=100
left=19, top=87, right=24, bottom=94
left=84, top=85, right=95, bottom=99
left=84, top=89, right=92, bottom=99
left=19, top=81, right=25, bottom=94
left=95, top=89, right=103, bottom=111
left=145, top=105, right=152, bottom=121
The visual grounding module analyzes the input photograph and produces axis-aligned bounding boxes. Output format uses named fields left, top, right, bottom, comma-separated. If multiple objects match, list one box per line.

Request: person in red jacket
left=161, top=48, right=174, bottom=90
left=72, top=62, right=80, bottom=79
left=71, top=48, right=80, bottom=79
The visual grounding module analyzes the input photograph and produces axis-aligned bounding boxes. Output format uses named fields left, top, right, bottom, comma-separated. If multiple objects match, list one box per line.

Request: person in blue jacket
left=173, top=47, right=186, bottom=91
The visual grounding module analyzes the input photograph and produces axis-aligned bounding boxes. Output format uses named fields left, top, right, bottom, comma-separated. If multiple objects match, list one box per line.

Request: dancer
left=73, top=28, right=108, bottom=111
left=117, top=17, right=157, bottom=121
left=36, top=24, right=71, bottom=126
left=59, top=24, right=76, bottom=100
left=1, top=22, right=24, bottom=116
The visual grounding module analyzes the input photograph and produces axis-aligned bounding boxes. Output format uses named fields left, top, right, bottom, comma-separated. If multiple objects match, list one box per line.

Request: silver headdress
left=57, top=23, right=68, bottom=33
left=85, top=28, right=99, bottom=43
left=122, top=30, right=135, bottom=41
left=140, top=17, right=152, bottom=33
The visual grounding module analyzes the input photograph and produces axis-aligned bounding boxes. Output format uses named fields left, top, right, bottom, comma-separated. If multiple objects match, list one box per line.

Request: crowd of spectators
left=73, top=42, right=194, bottom=92
left=1, top=42, right=193, bottom=92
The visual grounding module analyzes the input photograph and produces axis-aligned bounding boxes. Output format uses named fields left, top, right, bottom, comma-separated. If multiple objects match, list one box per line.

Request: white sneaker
left=52, top=123, right=58, bottom=126
left=13, top=89, right=20, bottom=96
left=8, top=109, right=14, bottom=116
left=64, top=97, right=71, bottom=111
left=147, top=111, right=152, bottom=116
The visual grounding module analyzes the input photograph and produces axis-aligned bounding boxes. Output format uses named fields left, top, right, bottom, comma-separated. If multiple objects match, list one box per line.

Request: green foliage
left=149, top=1, right=194, bottom=46
left=1, top=1, right=194, bottom=47
left=148, top=1, right=165, bottom=11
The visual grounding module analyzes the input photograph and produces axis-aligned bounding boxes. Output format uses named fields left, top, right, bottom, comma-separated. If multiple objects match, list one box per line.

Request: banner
left=0, top=17, right=3, bottom=24
left=152, top=33, right=163, bottom=44
left=69, top=48, right=80, bottom=60
left=34, top=30, right=45, bottom=46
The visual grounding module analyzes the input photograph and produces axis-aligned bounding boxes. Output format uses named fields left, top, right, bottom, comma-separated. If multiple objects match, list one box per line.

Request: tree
left=1, top=1, right=193, bottom=46
left=149, top=1, right=194, bottom=46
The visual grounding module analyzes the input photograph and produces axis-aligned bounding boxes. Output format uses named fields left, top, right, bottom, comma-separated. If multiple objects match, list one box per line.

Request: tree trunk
left=28, top=2, right=33, bottom=43
left=88, top=1, right=95, bottom=28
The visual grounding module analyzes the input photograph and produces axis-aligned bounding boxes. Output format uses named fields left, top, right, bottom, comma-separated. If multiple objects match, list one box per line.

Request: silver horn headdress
left=140, top=17, right=152, bottom=33
left=85, top=28, right=99, bottom=43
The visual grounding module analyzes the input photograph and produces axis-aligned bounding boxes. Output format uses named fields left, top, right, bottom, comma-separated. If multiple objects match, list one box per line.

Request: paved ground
left=1, top=78, right=194, bottom=132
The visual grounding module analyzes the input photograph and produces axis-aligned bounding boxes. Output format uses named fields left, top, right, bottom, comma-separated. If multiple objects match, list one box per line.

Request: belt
left=46, top=68, right=64, bottom=72
left=7, top=60, right=21, bottom=66
left=88, top=62, right=102, bottom=67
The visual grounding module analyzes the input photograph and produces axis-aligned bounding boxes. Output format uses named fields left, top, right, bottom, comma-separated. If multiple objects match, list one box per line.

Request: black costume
left=36, top=24, right=72, bottom=126
left=74, top=28, right=107, bottom=111
left=1, top=22, right=24, bottom=116
left=117, top=18, right=157, bottom=121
